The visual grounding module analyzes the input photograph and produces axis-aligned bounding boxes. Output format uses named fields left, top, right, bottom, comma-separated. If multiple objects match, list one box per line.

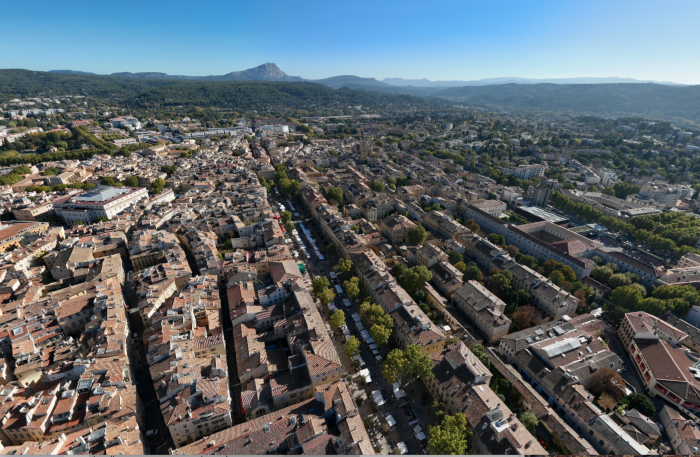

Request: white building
left=54, top=186, right=149, bottom=225
left=638, top=184, right=689, bottom=209
left=503, top=164, right=546, bottom=180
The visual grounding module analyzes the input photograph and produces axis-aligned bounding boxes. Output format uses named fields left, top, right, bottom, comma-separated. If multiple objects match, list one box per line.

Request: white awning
left=360, top=368, right=372, bottom=383
left=372, top=390, right=385, bottom=406
left=385, top=414, right=396, bottom=428
left=393, top=382, right=406, bottom=399
left=397, top=442, right=408, bottom=455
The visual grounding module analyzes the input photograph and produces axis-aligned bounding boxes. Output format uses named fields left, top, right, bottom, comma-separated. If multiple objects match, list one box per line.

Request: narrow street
left=284, top=192, right=437, bottom=455
left=125, top=282, right=175, bottom=452
left=220, top=285, right=245, bottom=424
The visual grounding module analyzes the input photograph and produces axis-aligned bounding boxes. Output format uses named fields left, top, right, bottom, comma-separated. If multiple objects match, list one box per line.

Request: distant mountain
left=311, top=75, right=392, bottom=89
left=383, top=76, right=684, bottom=87
left=214, top=63, right=302, bottom=81
left=433, top=83, right=700, bottom=125
left=49, top=70, right=96, bottom=75
left=55, top=63, right=303, bottom=82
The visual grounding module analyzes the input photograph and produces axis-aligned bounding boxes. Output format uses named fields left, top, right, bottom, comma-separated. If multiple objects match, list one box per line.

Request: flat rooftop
left=73, top=186, right=130, bottom=202
left=517, top=206, right=569, bottom=224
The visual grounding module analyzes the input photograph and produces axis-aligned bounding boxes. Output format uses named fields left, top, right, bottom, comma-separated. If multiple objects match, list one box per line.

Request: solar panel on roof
left=553, top=326, right=565, bottom=336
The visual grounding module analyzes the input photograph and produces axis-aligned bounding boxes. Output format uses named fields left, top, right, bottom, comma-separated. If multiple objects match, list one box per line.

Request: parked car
left=146, top=429, right=158, bottom=437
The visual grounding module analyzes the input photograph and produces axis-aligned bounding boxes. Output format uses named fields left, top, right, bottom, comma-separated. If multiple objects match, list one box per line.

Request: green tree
left=337, top=258, right=354, bottom=277
left=620, top=393, right=656, bottom=417
left=369, top=180, right=385, bottom=192
left=41, top=167, right=59, bottom=176
left=280, top=211, right=292, bottom=224
left=95, top=216, right=109, bottom=223
left=454, top=261, right=466, bottom=273
left=518, top=255, right=538, bottom=269
left=318, top=288, right=336, bottom=307
left=284, top=221, right=295, bottom=234
left=549, top=270, right=566, bottom=286
left=608, top=273, right=632, bottom=289
left=613, top=182, right=642, bottom=199
left=463, top=264, right=483, bottom=282
left=395, top=265, right=432, bottom=296
left=427, top=413, right=471, bottom=455
left=326, top=187, right=343, bottom=204
left=383, top=344, right=433, bottom=386
left=602, top=187, right=616, bottom=196
left=100, top=176, right=115, bottom=186
left=469, top=344, right=491, bottom=369
left=611, top=285, right=643, bottom=309
left=344, top=336, right=361, bottom=358
left=150, top=178, right=166, bottom=194
left=370, top=323, right=392, bottom=346
left=343, top=277, right=361, bottom=300
left=448, top=251, right=463, bottom=265
left=161, top=164, right=178, bottom=175
left=312, top=276, right=330, bottom=296
left=123, top=176, right=139, bottom=187
left=519, top=411, right=538, bottom=435
left=488, top=233, right=506, bottom=246
left=407, top=224, right=426, bottom=246
left=487, top=273, right=512, bottom=297
left=330, top=309, right=346, bottom=329
left=12, top=166, right=32, bottom=174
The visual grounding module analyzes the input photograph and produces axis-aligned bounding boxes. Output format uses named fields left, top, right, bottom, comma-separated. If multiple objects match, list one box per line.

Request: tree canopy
left=407, top=224, right=427, bottom=246
left=382, top=344, right=433, bottom=386
left=427, top=413, right=471, bottom=455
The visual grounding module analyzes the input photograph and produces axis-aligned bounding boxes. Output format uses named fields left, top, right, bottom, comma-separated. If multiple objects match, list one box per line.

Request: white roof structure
left=392, top=382, right=406, bottom=399
left=385, top=414, right=396, bottom=428
left=413, top=425, right=426, bottom=441
left=360, top=368, right=372, bottom=383
left=397, top=442, right=408, bottom=455
left=372, top=390, right=385, bottom=406
left=541, top=337, right=581, bottom=358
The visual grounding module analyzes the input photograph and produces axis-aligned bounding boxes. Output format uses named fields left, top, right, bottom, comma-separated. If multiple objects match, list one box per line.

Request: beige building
left=452, top=280, right=511, bottom=343
left=379, top=214, right=415, bottom=246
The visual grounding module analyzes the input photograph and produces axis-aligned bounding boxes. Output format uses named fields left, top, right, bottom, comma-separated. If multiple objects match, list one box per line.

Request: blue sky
left=4, top=0, right=700, bottom=84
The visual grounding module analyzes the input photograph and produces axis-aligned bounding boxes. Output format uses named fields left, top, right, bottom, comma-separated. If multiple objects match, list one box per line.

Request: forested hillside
left=0, top=69, right=180, bottom=101
left=434, top=83, right=700, bottom=126
left=125, top=81, right=429, bottom=111
left=0, top=70, right=431, bottom=111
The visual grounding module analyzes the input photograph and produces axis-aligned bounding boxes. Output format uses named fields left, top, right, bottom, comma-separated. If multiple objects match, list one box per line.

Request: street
left=276, top=192, right=437, bottom=455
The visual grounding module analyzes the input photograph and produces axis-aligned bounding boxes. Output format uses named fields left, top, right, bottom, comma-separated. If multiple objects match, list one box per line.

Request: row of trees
left=273, top=164, right=302, bottom=198
left=311, top=276, right=336, bottom=307
left=604, top=284, right=700, bottom=327
left=552, top=190, right=700, bottom=257
left=549, top=191, right=604, bottom=222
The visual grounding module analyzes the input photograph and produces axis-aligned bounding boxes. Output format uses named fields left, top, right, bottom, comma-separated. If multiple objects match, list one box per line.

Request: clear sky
left=4, top=0, right=700, bottom=84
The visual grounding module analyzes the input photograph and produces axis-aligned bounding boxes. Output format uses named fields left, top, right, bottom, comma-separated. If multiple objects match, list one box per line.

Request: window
left=589, top=430, right=594, bottom=436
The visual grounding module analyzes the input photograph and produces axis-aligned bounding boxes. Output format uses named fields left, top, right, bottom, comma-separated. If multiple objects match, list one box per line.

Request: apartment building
left=452, top=280, right=511, bottom=343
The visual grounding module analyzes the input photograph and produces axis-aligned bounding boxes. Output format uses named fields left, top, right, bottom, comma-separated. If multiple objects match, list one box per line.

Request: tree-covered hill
left=125, top=80, right=429, bottom=111
left=433, top=83, right=700, bottom=126
left=0, top=69, right=181, bottom=101
left=0, top=69, right=432, bottom=111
